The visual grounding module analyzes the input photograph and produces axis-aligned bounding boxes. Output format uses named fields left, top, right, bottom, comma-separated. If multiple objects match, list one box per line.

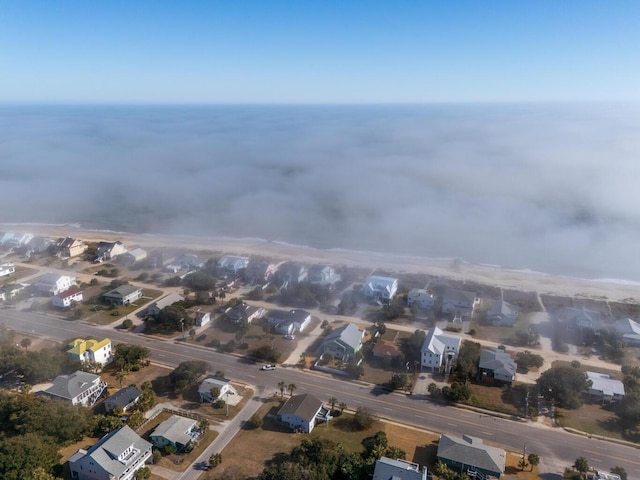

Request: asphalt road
left=2, top=308, right=639, bottom=477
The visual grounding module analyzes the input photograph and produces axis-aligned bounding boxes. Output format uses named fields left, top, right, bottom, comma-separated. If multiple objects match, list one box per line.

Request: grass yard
left=556, top=402, right=639, bottom=442
left=465, top=382, right=522, bottom=416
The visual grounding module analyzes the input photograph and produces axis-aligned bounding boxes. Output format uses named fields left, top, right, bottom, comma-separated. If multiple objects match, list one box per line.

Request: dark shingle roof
left=277, top=393, right=323, bottom=422
left=437, top=434, right=505, bottom=475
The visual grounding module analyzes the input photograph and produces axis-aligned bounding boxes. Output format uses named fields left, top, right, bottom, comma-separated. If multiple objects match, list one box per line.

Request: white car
left=260, top=364, right=276, bottom=371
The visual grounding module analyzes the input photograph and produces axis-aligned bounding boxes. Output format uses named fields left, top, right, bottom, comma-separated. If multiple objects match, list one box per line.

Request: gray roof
left=586, top=371, right=625, bottom=397
left=44, top=370, right=100, bottom=400
left=151, top=292, right=184, bottom=310
left=69, top=425, right=151, bottom=478
left=437, top=434, right=505, bottom=475
left=151, top=415, right=198, bottom=446
left=489, top=298, right=517, bottom=318
left=421, top=326, right=461, bottom=355
left=323, top=323, right=362, bottom=351
left=277, top=393, right=323, bottom=422
left=104, top=284, right=141, bottom=298
left=479, top=349, right=517, bottom=378
left=443, top=289, right=477, bottom=305
left=268, top=309, right=310, bottom=323
left=198, top=377, right=232, bottom=397
left=105, top=386, right=142, bottom=410
left=373, top=456, right=426, bottom=480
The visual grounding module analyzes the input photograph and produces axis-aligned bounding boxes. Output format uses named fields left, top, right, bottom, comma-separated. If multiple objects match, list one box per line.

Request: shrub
left=246, top=413, right=263, bottom=429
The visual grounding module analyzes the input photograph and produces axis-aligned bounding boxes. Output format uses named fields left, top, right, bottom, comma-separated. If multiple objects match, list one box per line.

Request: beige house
left=55, top=237, right=87, bottom=258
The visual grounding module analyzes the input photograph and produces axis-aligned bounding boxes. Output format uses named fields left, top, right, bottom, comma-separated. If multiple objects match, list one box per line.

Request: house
left=487, top=293, right=518, bottom=327
left=104, top=386, right=142, bottom=414
left=26, top=235, right=55, bottom=254
left=0, top=232, right=33, bottom=248
left=421, top=326, right=461, bottom=372
left=319, top=322, right=364, bottom=361
left=167, top=253, right=205, bottom=271
left=0, top=263, right=15, bottom=277
left=586, top=371, right=625, bottom=402
left=0, top=282, right=27, bottom=301
left=55, top=237, right=87, bottom=258
left=562, top=307, right=602, bottom=330
left=277, top=393, right=331, bottom=433
left=68, top=425, right=152, bottom=480
left=478, top=349, right=517, bottom=383
left=308, top=265, right=341, bottom=287
left=276, top=262, right=308, bottom=288
left=198, top=376, right=238, bottom=403
left=150, top=415, right=199, bottom=452
left=217, top=255, right=249, bottom=274
left=227, top=302, right=266, bottom=325
left=442, top=289, right=479, bottom=321
left=143, top=292, right=184, bottom=317
left=121, top=248, right=147, bottom=266
left=96, top=241, right=127, bottom=262
left=52, top=286, right=84, bottom=308
left=363, top=275, right=399, bottom=302
left=407, top=288, right=435, bottom=310
left=372, top=339, right=403, bottom=361
left=193, top=309, right=211, bottom=327
left=41, top=370, right=107, bottom=406
left=103, top=285, right=143, bottom=305
left=245, top=261, right=279, bottom=283
left=67, top=338, right=113, bottom=366
left=615, top=318, right=640, bottom=346
left=267, top=309, right=312, bottom=334
left=437, top=434, right=505, bottom=479
left=373, top=456, right=428, bottom=480
left=34, top=273, right=76, bottom=295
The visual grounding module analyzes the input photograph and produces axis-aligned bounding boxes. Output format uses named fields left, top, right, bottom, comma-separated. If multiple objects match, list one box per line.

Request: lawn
left=556, top=402, right=639, bottom=442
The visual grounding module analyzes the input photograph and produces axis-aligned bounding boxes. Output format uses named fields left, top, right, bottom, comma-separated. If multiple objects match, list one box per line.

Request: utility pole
left=181, top=318, right=185, bottom=341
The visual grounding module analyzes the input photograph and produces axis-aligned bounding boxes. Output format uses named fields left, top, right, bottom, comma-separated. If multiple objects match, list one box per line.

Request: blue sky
left=1, top=1, right=639, bottom=104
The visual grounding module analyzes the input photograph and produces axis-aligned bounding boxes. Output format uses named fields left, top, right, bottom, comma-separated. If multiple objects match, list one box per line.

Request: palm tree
left=574, top=456, right=589, bottom=476
left=339, top=402, right=347, bottom=414
left=527, top=453, right=540, bottom=472
left=278, top=381, right=286, bottom=400
left=328, top=397, right=338, bottom=414
left=288, top=383, right=296, bottom=397
left=115, top=370, right=127, bottom=387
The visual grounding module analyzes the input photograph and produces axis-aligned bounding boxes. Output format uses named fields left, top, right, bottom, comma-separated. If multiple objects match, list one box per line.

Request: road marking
left=383, top=407, right=392, bottom=411
left=584, top=450, right=640, bottom=467
left=414, top=414, right=425, bottom=419
left=447, top=423, right=457, bottom=427
left=590, top=458, right=602, bottom=463
left=481, top=431, right=494, bottom=436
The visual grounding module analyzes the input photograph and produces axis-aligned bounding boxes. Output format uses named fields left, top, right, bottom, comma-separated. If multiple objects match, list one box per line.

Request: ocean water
left=1, top=103, right=640, bottom=281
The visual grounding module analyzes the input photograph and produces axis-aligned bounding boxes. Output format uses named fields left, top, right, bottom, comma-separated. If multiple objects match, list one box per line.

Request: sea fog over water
left=1, top=103, right=640, bottom=280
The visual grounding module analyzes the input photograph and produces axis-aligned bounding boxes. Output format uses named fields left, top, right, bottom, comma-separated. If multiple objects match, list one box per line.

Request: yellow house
left=67, top=338, right=113, bottom=366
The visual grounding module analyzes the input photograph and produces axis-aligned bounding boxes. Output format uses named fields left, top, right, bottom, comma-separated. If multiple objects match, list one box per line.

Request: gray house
left=487, top=297, right=518, bottom=327
left=308, top=265, right=341, bottom=287
left=319, top=322, right=364, bottom=361
left=144, top=292, right=184, bottom=317
left=373, top=456, right=428, bottom=480
left=150, top=415, right=199, bottom=452
left=437, top=434, right=505, bottom=479
left=104, top=386, right=142, bottom=414
left=478, top=349, right=517, bottom=383
left=41, top=370, right=107, bottom=406
left=68, top=425, right=152, bottom=480
left=277, top=393, right=331, bottom=433
left=103, top=285, right=143, bottom=305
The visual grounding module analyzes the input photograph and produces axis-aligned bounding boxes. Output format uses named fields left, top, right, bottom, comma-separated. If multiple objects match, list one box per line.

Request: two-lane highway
left=2, top=309, right=639, bottom=476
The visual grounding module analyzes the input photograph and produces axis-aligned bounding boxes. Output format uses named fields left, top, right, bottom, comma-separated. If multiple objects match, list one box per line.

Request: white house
left=52, top=287, right=84, bottom=308
left=277, top=393, right=331, bottom=433
left=586, top=371, right=625, bottom=402
left=42, top=370, right=108, bottom=406
left=66, top=338, right=113, bottom=366
left=96, top=241, right=127, bottom=262
left=68, top=425, right=152, bottom=480
left=150, top=415, right=199, bottom=452
left=198, top=376, right=238, bottom=403
left=421, top=326, right=461, bottom=372
left=217, top=255, right=249, bottom=274
left=227, top=303, right=266, bottom=325
left=267, top=309, right=312, bottom=334
left=245, top=261, right=280, bottom=283
left=193, top=310, right=211, bottom=327
left=308, top=265, right=341, bottom=287
left=615, top=318, right=640, bottom=346
left=0, top=263, right=15, bottom=278
left=363, top=275, right=398, bottom=302
left=121, top=248, right=147, bottom=265
left=407, top=288, right=435, bottom=309
left=34, top=273, right=77, bottom=295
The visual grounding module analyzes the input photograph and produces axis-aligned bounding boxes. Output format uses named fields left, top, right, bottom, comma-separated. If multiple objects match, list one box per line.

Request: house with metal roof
left=267, top=309, right=312, bottom=334
left=562, top=307, right=603, bottom=330
left=615, top=318, right=640, bottom=346
left=66, top=338, right=113, bottom=366
left=143, top=292, right=184, bottom=317
left=479, top=349, right=517, bottom=383
left=217, top=255, right=249, bottom=274
left=103, top=285, right=143, bottom=305
left=198, top=376, right=238, bottom=403
left=373, top=456, right=428, bottom=480
left=95, top=241, right=127, bottom=262
left=308, top=265, right=341, bottom=287
left=319, top=322, right=364, bottom=361
left=487, top=296, right=518, bottom=327
left=421, top=327, right=461, bottom=372
left=54, top=237, right=87, bottom=258
left=442, top=289, right=479, bottom=321
left=121, top=248, right=147, bottom=265
left=104, top=386, right=143, bottom=414
left=0, top=263, right=15, bottom=278
left=277, top=393, right=331, bottom=433
left=68, top=425, right=152, bottom=480
left=364, top=275, right=399, bottom=302
left=407, top=288, right=435, bottom=310
left=150, top=415, right=199, bottom=452
left=34, top=272, right=77, bottom=295
left=586, top=371, right=625, bottom=402
left=437, top=434, right=505, bottom=479
left=41, top=370, right=107, bottom=406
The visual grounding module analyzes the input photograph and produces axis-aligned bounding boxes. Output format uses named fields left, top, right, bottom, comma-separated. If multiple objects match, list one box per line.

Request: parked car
left=260, top=364, right=276, bottom=371
left=284, top=334, right=295, bottom=340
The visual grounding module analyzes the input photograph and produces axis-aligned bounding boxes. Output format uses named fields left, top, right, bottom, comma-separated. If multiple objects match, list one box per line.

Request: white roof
left=586, top=371, right=625, bottom=397
left=365, top=275, right=397, bottom=292
left=422, top=326, right=461, bottom=355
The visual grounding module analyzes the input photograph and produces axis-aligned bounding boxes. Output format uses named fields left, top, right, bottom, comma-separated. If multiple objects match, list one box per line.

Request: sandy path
left=5, top=224, right=640, bottom=303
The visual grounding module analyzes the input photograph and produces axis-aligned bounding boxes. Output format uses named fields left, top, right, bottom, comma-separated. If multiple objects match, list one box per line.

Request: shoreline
left=3, top=222, right=640, bottom=303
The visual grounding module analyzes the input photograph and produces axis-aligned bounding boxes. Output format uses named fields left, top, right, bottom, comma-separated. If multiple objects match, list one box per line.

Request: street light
left=180, top=318, right=185, bottom=341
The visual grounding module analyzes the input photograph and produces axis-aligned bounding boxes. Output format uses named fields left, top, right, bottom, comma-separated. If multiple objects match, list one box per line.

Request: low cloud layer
left=1, top=103, right=639, bottom=280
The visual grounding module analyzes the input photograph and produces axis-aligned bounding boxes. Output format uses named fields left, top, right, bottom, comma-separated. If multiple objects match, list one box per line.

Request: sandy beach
left=5, top=223, right=640, bottom=303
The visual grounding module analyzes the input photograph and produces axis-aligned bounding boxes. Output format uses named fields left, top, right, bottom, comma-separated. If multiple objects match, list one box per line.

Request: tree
left=278, top=381, right=286, bottom=400
left=20, top=338, right=31, bottom=350
left=199, top=419, right=209, bottom=431
left=611, top=466, right=627, bottom=480
left=189, top=328, right=197, bottom=341
left=328, top=397, right=338, bottom=414
left=115, top=370, right=127, bottom=387
left=455, top=340, right=481, bottom=382
left=537, top=366, right=592, bottom=409
left=114, top=344, right=150, bottom=372
left=515, top=351, right=544, bottom=371
left=135, top=467, right=151, bottom=479
left=121, top=318, right=134, bottom=329
left=288, top=383, right=297, bottom=396
left=353, top=407, right=375, bottom=430
left=574, top=456, right=589, bottom=475
left=346, top=359, right=364, bottom=379
left=127, top=411, right=146, bottom=429
left=338, top=402, right=347, bottom=414
left=389, top=373, right=410, bottom=391
left=0, top=433, right=62, bottom=480
left=527, top=453, right=540, bottom=472
left=247, top=413, right=263, bottom=429
left=209, top=453, right=223, bottom=468
left=169, top=360, right=208, bottom=393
